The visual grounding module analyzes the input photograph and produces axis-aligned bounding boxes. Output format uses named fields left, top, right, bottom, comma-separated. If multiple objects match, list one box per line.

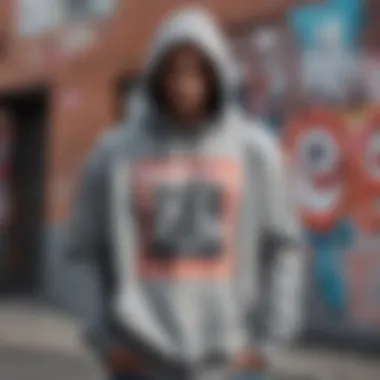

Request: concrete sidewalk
left=1, top=299, right=380, bottom=380
left=268, top=345, right=380, bottom=380
left=0, top=298, right=105, bottom=380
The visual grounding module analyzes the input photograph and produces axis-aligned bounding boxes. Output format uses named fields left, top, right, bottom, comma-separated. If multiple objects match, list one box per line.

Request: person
left=68, top=7, right=304, bottom=380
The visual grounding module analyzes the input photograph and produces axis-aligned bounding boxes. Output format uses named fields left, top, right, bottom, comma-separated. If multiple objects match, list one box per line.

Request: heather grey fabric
left=68, top=7, right=304, bottom=380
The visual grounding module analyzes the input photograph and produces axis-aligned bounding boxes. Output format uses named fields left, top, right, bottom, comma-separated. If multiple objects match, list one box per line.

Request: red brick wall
left=47, top=71, right=114, bottom=222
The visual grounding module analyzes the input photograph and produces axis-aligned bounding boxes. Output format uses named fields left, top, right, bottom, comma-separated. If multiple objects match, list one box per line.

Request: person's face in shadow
left=160, top=46, right=215, bottom=126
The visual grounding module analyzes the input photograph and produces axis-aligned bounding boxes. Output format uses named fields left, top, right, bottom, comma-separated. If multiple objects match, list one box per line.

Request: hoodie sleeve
left=253, top=129, right=306, bottom=347
left=67, top=131, right=115, bottom=359
left=68, top=134, right=110, bottom=261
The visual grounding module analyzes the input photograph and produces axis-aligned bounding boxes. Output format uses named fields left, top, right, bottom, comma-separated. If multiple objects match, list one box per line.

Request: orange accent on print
left=132, top=158, right=242, bottom=280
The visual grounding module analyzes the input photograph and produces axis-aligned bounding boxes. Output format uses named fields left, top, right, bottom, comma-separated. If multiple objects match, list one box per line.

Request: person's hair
left=149, top=45, right=222, bottom=117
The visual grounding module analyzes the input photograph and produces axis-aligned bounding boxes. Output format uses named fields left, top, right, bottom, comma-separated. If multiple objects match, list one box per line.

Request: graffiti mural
left=231, top=0, right=380, bottom=349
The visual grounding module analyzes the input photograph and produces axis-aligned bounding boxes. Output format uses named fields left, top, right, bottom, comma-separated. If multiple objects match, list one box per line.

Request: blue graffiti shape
left=307, top=220, right=355, bottom=313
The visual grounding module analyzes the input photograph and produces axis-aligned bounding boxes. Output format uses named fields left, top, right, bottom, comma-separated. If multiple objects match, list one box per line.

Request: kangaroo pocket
left=113, top=280, right=246, bottom=364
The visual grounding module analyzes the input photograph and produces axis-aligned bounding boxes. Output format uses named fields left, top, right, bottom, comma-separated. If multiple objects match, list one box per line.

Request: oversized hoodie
left=68, top=7, right=304, bottom=379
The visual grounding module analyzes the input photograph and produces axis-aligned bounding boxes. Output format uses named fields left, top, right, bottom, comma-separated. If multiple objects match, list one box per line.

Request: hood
left=143, top=7, right=239, bottom=113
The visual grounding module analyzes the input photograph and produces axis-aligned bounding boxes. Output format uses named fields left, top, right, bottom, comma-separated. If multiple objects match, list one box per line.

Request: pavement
left=268, top=345, right=380, bottom=380
left=0, top=299, right=380, bottom=380
left=0, top=298, right=105, bottom=380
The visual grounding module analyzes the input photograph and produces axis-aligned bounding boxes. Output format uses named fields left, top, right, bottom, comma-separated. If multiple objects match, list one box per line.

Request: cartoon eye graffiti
left=308, top=144, right=325, bottom=163
left=297, top=128, right=339, bottom=176
left=365, top=129, right=380, bottom=181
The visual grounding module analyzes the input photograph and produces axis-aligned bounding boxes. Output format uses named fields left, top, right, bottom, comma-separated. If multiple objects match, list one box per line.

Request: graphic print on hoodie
left=69, top=7, right=303, bottom=378
left=133, top=158, right=242, bottom=280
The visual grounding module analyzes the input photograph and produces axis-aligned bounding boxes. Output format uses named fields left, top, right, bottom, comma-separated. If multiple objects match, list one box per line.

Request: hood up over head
left=142, top=7, right=240, bottom=122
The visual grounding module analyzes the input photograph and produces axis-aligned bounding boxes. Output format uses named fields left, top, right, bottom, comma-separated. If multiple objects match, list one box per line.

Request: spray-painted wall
left=233, top=0, right=380, bottom=351
left=5, top=0, right=380, bottom=353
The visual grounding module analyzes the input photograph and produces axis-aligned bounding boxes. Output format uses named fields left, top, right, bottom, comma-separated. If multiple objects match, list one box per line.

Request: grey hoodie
left=69, top=7, right=304, bottom=379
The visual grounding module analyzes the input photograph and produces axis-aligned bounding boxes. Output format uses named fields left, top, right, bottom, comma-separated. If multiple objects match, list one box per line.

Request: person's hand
left=235, top=350, right=268, bottom=372
left=106, top=345, right=140, bottom=372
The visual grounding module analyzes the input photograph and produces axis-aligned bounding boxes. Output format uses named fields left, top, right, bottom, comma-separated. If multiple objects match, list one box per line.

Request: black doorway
left=0, top=89, right=49, bottom=295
